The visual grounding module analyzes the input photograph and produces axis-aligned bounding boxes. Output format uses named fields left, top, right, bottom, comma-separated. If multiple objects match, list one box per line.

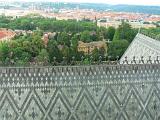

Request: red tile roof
left=0, top=30, right=15, bottom=41
left=0, top=31, right=6, bottom=39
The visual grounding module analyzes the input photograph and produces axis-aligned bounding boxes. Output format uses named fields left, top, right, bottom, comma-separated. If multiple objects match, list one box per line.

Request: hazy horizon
left=2, top=0, right=160, bottom=6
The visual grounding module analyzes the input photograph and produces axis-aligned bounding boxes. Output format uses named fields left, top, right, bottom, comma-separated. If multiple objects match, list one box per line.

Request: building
left=42, top=33, right=49, bottom=47
left=120, top=33, right=160, bottom=64
left=97, top=21, right=121, bottom=28
left=144, top=15, right=160, bottom=23
left=130, top=22, right=156, bottom=29
left=98, top=21, right=156, bottom=29
left=42, top=32, right=56, bottom=47
left=14, top=30, right=33, bottom=36
left=77, top=41, right=107, bottom=54
left=0, top=29, right=16, bottom=41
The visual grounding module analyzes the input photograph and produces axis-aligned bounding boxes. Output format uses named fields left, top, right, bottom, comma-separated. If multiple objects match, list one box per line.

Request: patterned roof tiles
left=120, top=33, right=160, bottom=64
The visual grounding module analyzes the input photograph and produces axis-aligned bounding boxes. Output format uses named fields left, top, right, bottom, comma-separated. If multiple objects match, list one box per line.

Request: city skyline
left=2, top=0, right=160, bottom=6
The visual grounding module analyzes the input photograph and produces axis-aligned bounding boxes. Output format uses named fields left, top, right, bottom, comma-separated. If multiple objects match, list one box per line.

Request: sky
left=3, top=0, right=160, bottom=6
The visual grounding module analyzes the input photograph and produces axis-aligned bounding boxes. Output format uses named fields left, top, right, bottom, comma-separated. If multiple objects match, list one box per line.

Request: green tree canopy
left=113, top=22, right=137, bottom=42
left=47, top=41, right=62, bottom=62
left=57, top=32, right=71, bottom=47
left=80, top=31, right=91, bottom=42
left=0, top=42, right=10, bottom=64
left=106, top=27, right=115, bottom=41
left=36, top=49, right=49, bottom=65
left=108, top=40, right=129, bottom=60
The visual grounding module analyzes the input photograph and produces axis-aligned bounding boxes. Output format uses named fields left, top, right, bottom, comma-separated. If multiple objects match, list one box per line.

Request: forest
left=0, top=15, right=159, bottom=66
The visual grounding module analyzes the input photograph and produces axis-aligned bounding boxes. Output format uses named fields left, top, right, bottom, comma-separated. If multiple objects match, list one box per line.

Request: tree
left=156, top=34, right=160, bottom=40
left=0, top=42, right=10, bottom=64
left=90, top=47, right=106, bottom=62
left=113, top=29, right=120, bottom=41
left=15, top=52, right=31, bottom=66
left=80, top=31, right=91, bottom=42
left=47, top=41, right=62, bottom=62
left=113, top=22, right=137, bottom=42
left=90, top=32, right=98, bottom=41
left=91, top=48, right=99, bottom=61
left=36, top=49, right=49, bottom=65
left=108, top=40, right=129, bottom=60
left=31, top=32, right=44, bottom=56
left=71, top=34, right=79, bottom=49
left=57, top=32, right=71, bottom=47
left=99, top=47, right=106, bottom=57
left=22, top=41, right=33, bottom=54
left=8, top=41, right=31, bottom=65
left=61, top=46, right=70, bottom=58
left=106, top=27, right=115, bottom=41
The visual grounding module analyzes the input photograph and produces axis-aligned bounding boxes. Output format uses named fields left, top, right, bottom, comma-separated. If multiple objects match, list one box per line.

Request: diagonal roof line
left=120, top=33, right=160, bottom=64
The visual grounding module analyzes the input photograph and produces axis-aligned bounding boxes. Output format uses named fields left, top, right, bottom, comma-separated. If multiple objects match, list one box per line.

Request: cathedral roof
left=120, top=33, right=160, bottom=64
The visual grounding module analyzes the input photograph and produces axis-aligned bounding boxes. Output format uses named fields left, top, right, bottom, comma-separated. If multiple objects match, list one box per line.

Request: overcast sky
left=3, top=0, right=160, bottom=6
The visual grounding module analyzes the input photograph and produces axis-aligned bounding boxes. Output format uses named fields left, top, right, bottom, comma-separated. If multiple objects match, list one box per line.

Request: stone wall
left=0, top=64, right=160, bottom=120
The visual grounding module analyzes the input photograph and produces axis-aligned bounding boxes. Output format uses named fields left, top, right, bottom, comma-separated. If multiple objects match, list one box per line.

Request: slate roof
left=120, top=33, right=160, bottom=64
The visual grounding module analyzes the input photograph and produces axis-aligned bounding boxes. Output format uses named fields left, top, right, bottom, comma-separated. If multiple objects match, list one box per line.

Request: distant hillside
left=11, top=2, right=160, bottom=15
left=35, top=2, right=160, bottom=15
left=110, top=5, right=160, bottom=15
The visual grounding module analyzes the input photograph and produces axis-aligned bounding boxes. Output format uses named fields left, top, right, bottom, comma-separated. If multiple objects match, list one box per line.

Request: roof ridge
left=139, top=32, right=160, bottom=41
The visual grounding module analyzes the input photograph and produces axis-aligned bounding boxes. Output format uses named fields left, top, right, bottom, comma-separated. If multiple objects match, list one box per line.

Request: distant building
left=77, top=41, right=107, bottom=54
left=98, top=21, right=121, bottom=28
left=130, top=22, right=156, bottom=29
left=42, top=33, right=49, bottom=47
left=42, top=32, right=56, bottom=47
left=0, top=29, right=16, bottom=41
left=14, top=30, right=33, bottom=36
left=97, top=21, right=156, bottom=29
left=144, top=16, right=160, bottom=23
